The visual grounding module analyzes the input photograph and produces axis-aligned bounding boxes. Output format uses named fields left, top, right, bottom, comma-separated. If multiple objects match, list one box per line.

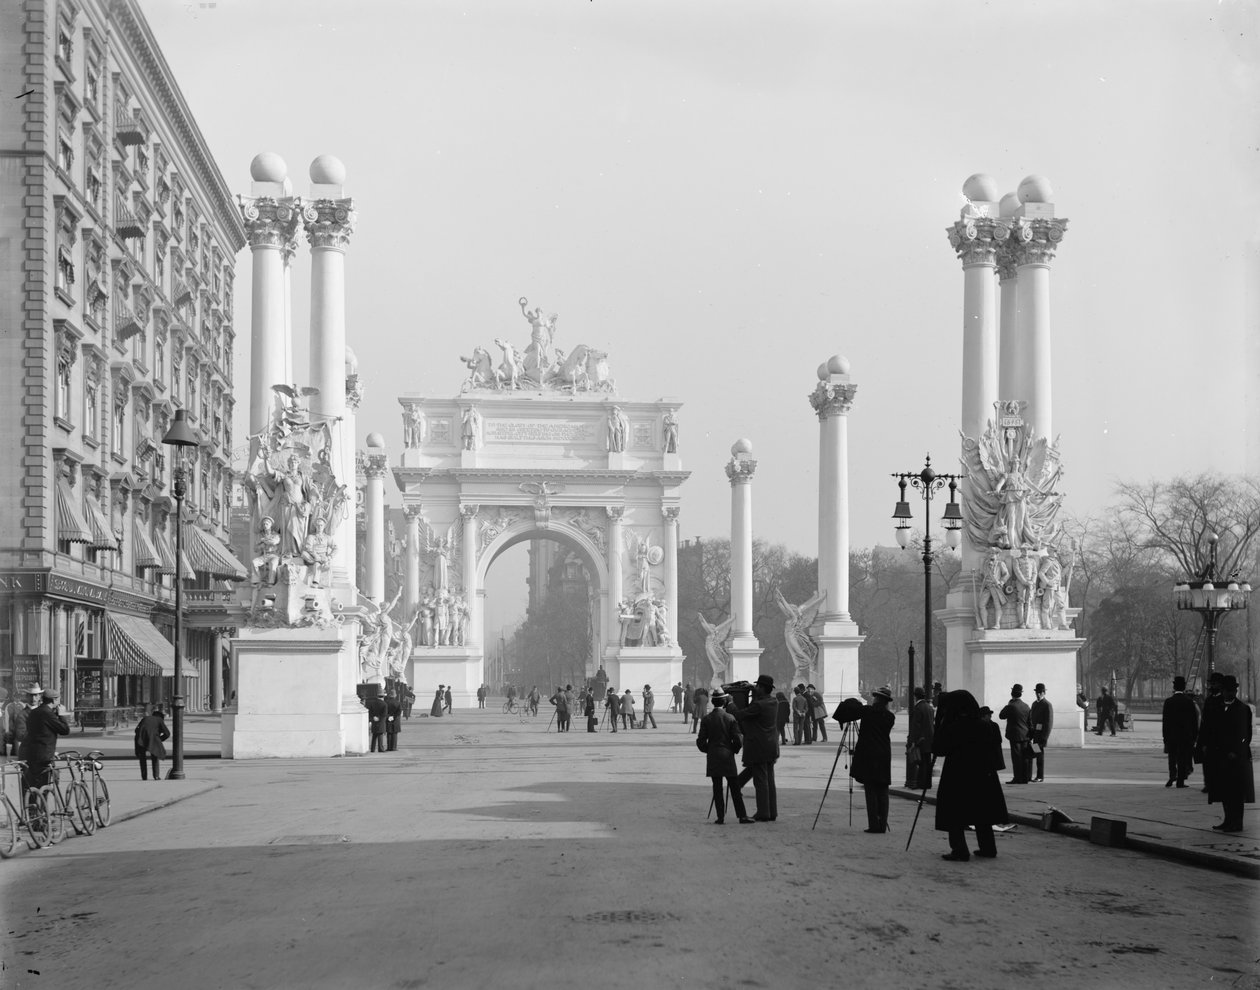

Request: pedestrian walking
left=621, top=689, right=637, bottom=730
left=528, top=685, right=540, bottom=716
left=443, top=685, right=453, bottom=714
left=696, top=688, right=750, bottom=825
left=999, top=684, right=1033, bottom=783
left=1162, top=676, right=1199, bottom=788
left=605, top=687, right=620, bottom=733
left=641, top=685, right=657, bottom=728
left=932, top=689, right=1008, bottom=861
left=133, top=705, right=170, bottom=780
left=835, top=684, right=895, bottom=833
left=907, top=686, right=935, bottom=789
left=385, top=691, right=402, bottom=751
left=1029, top=683, right=1053, bottom=782
left=732, top=675, right=780, bottom=822
left=1205, top=675, right=1253, bottom=832
left=1094, top=686, right=1118, bottom=736
left=806, top=684, right=828, bottom=743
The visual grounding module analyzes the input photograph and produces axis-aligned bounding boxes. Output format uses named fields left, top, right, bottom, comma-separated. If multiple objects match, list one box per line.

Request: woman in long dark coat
left=429, top=686, right=445, bottom=718
left=835, top=685, right=895, bottom=833
left=1205, top=675, right=1253, bottom=832
left=932, top=690, right=1008, bottom=861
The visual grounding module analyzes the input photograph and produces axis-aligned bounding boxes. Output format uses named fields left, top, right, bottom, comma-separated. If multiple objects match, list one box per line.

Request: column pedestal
left=408, top=647, right=484, bottom=711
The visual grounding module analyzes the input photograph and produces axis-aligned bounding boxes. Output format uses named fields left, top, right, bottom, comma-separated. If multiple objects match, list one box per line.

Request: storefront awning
left=153, top=529, right=196, bottom=580
left=133, top=525, right=162, bottom=570
left=84, top=495, right=120, bottom=552
left=105, top=613, right=171, bottom=676
left=55, top=479, right=93, bottom=545
left=181, top=520, right=247, bottom=581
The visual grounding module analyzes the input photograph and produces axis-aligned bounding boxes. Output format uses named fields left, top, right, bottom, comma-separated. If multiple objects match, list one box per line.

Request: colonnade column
left=808, top=357, right=863, bottom=702
left=662, top=506, right=679, bottom=644
left=211, top=628, right=224, bottom=712
left=461, top=505, right=479, bottom=649
left=404, top=505, right=422, bottom=618
left=606, top=506, right=624, bottom=650
left=725, top=441, right=761, bottom=683
left=302, top=157, right=357, bottom=588
left=363, top=445, right=388, bottom=604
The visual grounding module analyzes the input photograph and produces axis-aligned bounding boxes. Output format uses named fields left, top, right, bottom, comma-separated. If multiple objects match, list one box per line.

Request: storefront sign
left=47, top=574, right=109, bottom=604
left=0, top=572, right=45, bottom=594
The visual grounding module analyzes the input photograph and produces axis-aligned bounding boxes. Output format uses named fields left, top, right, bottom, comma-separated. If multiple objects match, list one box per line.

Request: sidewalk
left=40, top=707, right=1259, bottom=879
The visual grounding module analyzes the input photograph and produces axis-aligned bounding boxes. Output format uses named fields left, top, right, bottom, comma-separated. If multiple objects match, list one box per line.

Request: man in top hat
left=1195, top=671, right=1226, bottom=794
left=999, top=684, right=1033, bottom=784
left=732, top=674, right=780, bottom=822
left=696, top=687, right=750, bottom=824
left=20, top=688, right=69, bottom=792
left=1029, top=683, right=1054, bottom=782
left=835, top=684, right=896, bottom=833
left=1162, top=675, right=1199, bottom=788
left=907, top=686, right=935, bottom=790
left=1203, top=675, right=1253, bottom=832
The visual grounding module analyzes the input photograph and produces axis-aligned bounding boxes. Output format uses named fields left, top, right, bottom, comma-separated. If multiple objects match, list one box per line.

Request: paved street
left=1, top=707, right=1257, bottom=990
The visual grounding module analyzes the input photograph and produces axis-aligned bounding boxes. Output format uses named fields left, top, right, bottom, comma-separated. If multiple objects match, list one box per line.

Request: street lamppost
left=162, top=408, right=200, bottom=780
left=1174, top=533, right=1251, bottom=684
left=891, top=455, right=963, bottom=700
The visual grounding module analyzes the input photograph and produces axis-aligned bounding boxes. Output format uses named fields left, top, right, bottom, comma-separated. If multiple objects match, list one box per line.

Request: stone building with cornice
left=0, top=0, right=245, bottom=718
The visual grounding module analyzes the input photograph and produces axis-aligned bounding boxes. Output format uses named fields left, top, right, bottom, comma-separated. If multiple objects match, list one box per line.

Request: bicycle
left=82, top=750, right=111, bottom=827
left=502, top=698, right=519, bottom=715
left=0, top=761, right=58, bottom=852
left=55, top=752, right=98, bottom=836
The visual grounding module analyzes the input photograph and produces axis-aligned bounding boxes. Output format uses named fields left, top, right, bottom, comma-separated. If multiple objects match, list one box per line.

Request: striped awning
left=153, top=529, right=195, bottom=580
left=83, top=495, right=120, bottom=552
left=55, top=479, right=93, bottom=544
left=132, top=525, right=162, bottom=570
left=181, top=520, right=247, bottom=581
left=105, top=613, right=167, bottom=676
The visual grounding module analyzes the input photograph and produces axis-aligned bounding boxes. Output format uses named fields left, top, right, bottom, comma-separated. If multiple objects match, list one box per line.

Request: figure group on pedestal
left=619, top=596, right=671, bottom=648
left=415, top=585, right=471, bottom=648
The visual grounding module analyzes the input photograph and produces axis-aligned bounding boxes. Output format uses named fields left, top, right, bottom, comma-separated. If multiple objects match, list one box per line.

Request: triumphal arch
left=392, top=300, right=688, bottom=706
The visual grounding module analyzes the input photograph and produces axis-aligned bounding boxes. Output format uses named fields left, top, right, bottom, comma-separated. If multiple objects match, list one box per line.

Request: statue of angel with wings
left=697, top=612, right=736, bottom=688
left=420, top=520, right=460, bottom=593
left=774, top=588, right=826, bottom=682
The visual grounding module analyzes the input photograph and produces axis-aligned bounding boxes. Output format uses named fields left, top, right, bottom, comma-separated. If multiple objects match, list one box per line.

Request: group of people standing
left=998, top=683, right=1054, bottom=784
left=365, top=690, right=405, bottom=752
left=696, top=674, right=781, bottom=824
left=789, top=684, right=829, bottom=745
left=1163, top=671, right=1253, bottom=831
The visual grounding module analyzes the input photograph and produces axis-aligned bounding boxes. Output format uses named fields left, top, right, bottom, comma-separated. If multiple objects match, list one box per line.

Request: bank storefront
left=0, top=571, right=205, bottom=721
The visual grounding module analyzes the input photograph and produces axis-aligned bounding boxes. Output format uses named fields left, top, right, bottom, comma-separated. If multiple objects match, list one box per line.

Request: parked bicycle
left=54, top=751, right=98, bottom=836
left=83, top=750, right=111, bottom=827
left=0, top=761, right=56, bottom=855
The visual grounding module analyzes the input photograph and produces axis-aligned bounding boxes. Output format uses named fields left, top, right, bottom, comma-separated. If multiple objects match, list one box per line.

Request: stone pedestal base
left=940, top=588, right=1085, bottom=749
left=601, top=645, right=683, bottom=698
left=814, top=618, right=863, bottom=708
left=407, top=647, right=484, bottom=709
left=727, top=637, right=762, bottom=687
left=224, top=624, right=365, bottom=758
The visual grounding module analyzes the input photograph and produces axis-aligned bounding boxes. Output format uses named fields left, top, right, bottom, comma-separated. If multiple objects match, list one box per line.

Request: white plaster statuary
left=607, top=405, right=629, bottom=452
left=775, top=588, right=826, bottom=685
left=697, top=612, right=735, bottom=688
left=662, top=410, right=679, bottom=453
left=461, top=407, right=482, bottom=450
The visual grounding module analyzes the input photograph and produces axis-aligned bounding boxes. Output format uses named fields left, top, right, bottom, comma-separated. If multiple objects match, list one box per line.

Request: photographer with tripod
left=729, top=675, right=780, bottom=823
left=834, top=685, right=895, bottom=834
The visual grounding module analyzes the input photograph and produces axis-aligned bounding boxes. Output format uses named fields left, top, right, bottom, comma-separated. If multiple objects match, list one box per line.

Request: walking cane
left=706, top=781, right=731, bottom=822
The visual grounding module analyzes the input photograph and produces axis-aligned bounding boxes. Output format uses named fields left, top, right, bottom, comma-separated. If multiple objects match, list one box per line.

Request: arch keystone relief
left=392, top=302, right=688, bottom=706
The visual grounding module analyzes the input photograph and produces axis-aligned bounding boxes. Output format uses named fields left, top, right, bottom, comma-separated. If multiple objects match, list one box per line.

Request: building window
left=85, top=67, right=98, bottom=107
left=112, top=402, right=125, bottom=457
left=56, top=356, right=72, bottom=421
left=57, top=28, right=73, bottom=66
left=84, top=378, right=98, bottom=438
left=85, top=164, right=101, bottom=210
left=58, top=133, right=74, bottom=174
left=155, top=337, right=165, bottom=382
left=55, top=245, right=76, bottom=295
left=154, top=245, right=165, bottom=288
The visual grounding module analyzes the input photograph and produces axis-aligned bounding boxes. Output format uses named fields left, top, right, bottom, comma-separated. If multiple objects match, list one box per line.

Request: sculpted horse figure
left=585, top=348, right=613, bottom=391
left=547, top=344, right=592, bottom=391
left=459, top=347, right=495, bottom=391
left=493, top=337, right=521, bottom=390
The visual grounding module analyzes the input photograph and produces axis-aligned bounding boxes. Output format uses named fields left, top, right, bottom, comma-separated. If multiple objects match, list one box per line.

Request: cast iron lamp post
left=162, top=408, right=200, bottom=779
left=892, top=455, right=963, bottom=701
left=1173, top=533, right=1251, bottom=682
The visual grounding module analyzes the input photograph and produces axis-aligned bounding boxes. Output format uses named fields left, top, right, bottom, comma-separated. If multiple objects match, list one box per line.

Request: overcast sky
left=141, top=0, right=1257, bottom=565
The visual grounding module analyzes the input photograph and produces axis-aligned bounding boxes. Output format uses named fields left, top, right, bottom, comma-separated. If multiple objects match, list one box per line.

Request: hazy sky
left=140, top=0, right=1257, bottom=562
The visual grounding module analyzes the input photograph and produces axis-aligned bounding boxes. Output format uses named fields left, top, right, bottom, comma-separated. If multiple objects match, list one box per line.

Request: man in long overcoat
left=1162, top=675, right=1199, bottom=788
left=1029, top=683, right=1054, bottom=782
left=384, top=691, right=402, bottom=751
left=604, top=687, right=619, bottom=733
left=133, top=705, right=170, bottom=780
left=932, top=690, right=1008, bottom=861
left=1094, top=686, right=1118, bottom=736
left=1204, top=675, right=1253, bottom=832
left=20, top=689, right=69, bottom=791
left=733, top=675, right=780, bottom=822
left=365, top=693, right=387, bottom=752
left=696, top=688, right=749, bottom=824
left=999, top=684, right=1032, bottom=784
left=1195, top=672, right=1225, bottom=794
left=907, top=686, right=935, bottom=789
left=835, top=685, right=896, bottom=833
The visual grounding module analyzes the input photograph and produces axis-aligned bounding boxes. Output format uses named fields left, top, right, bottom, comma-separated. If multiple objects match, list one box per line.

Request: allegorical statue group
left=459, top=298, right=615, bottom=393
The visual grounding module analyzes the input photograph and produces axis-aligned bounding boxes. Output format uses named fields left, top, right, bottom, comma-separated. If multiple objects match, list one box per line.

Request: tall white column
left=404, top=505, right=422, bottom=617
left=363, top=445, right=388, bottom=603
left=726, top=441, right=761, bottom=683
left=282, top=239, right=295, bottom=384
left=303, top=157, right=357, bottom=587
left=211, top=628, right=224, bottom=712
left=606, top=506, right=624, bottom=649
left=663, top=506, right=679, bottom=643
left=461, top=504, right=479, bottom=649
left=809, top=356, right=863, bottom=702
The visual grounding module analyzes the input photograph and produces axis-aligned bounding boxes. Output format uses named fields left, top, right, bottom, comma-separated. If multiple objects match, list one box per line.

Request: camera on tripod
left=721, top=680, right=753, bottom=709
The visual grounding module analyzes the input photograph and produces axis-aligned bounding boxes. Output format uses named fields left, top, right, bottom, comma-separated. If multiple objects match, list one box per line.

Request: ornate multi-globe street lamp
left=891, top=455, right=963, bottom=701
left=1173, top=533, right=1251, bottom=684
left=162, top=408, right=200, bottom=779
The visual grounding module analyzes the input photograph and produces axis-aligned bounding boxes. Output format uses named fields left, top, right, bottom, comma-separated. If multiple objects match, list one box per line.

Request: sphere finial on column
left=310, top=155, right=347, bottom=185
left=250, top=152, right=287, bottom=182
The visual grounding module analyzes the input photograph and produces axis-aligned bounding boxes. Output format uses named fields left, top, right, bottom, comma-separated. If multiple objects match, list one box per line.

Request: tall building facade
left=0, top=0, right=245, bottom=717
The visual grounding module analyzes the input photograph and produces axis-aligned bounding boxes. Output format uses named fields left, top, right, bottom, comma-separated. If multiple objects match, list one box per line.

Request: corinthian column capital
left=946, top=217, right=1011, bottom=268
left=809, top=381, right=858, bottom=420
left=303, top=198, right=357, bottom=252
left=725, top=458, right=758, bottom=484
left=239, top=196, right=303, bottom=250
left=364, top=453, right=389, bottom=479
left=1010, top=217, right=1069, bottom=267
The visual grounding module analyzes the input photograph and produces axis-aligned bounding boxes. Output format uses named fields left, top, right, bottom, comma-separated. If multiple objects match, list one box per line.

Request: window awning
left=132, top=525, right=162, bottom=570
left=83, top=495, right=119, bottom=552
left=105, top=613, right=168, bottom=676
left=181, top=520, right=247, bottom=581
left=55, top=479, right=93, bottom=544
left=153, top=529, right=195, bottom=580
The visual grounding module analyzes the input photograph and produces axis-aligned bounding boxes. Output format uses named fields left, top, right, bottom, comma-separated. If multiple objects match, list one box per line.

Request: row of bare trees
left=677, top=473, right=1260, bottom=703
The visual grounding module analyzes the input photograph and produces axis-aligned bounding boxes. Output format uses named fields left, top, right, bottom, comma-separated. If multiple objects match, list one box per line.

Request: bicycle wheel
left=41, top=786, right=67, bottom=845
left=69, top=781, right=96, bottom=835
left=24, top=790, right=52, bottom=849
left=0, top=796, right=20, bottom=858
left=93, top=775, right=111, bottom=828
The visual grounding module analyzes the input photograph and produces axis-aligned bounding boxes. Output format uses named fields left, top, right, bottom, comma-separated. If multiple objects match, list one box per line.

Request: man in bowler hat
left=1029, top=683, right=1054, bottom=782
left=1162, top=675, right=1198, bottom=788
left=696, top=688, right=750, bottom=824
left=999, top=684, right=1032, bottom=784
left=835, top=684, right=896, bottom=833
left=732, top=674, right=780, bottom=822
